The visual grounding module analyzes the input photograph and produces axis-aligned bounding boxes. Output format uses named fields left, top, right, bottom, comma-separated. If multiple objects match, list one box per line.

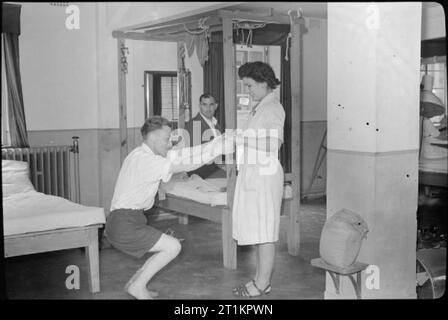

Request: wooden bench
left=311, top=257, right=369, bottom=299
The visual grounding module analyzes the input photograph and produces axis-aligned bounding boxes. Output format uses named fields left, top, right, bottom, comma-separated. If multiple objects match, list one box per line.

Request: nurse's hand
left=235, top=132, right=245, bottom=146
left=221, top=133, right=235, bottom=155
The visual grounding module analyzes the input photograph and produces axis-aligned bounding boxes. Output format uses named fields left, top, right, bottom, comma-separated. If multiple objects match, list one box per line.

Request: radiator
left=2, top=137, right=80, bottom=203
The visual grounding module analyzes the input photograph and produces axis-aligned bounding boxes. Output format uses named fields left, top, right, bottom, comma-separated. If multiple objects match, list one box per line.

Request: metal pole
left=71, top=136, right=81, bottom=204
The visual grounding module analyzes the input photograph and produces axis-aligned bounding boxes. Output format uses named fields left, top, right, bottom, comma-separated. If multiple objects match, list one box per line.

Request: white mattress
left=419, top=157, right=448, bottom=174
left=3, top=191, right=106, bottom=236
left=161, top=177, right=227, bottom=206
left=160, top=176, right=293, bottom=207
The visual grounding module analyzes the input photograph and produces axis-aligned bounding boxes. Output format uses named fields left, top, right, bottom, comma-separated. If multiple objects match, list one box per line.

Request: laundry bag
left=319, top=209, right=369, bottom=268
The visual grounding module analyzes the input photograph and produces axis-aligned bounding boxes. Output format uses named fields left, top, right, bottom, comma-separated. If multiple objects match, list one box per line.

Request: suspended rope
left=183, top=16, right=210, bottom=36
left=284, top=33, right=292, bottom=61
left=233, top=21, right=266, bottom=48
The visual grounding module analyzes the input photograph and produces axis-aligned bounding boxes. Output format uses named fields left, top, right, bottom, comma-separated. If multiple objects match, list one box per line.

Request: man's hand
left=215, top=131, right=235, bottom=156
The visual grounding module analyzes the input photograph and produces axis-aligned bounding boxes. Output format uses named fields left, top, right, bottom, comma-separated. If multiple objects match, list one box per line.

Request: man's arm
left=168, top=134, right=234, bottom=174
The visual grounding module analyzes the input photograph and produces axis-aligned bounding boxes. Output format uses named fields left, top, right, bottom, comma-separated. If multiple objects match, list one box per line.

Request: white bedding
left=160, top=176, right=227, bottom=206
left=3, top=191, right=106, bottom=236
left=160, top=174, right=293, bottom=206
left=419, top=157, right=448, bottom=174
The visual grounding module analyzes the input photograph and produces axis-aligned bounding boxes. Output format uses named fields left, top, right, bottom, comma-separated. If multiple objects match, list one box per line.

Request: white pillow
left=2, top=160, right=36, bottom=197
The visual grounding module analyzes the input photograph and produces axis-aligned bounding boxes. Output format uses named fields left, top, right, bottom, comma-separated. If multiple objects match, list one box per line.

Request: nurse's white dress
left=232, top=92, right=285, bottom=245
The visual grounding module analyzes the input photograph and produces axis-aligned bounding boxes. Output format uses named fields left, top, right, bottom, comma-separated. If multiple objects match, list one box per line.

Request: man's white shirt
left=110, top=143, right=173, bottom=211
left=110, top=135, right=234, bottom=211
left=199, top=112, right=219, bottom=138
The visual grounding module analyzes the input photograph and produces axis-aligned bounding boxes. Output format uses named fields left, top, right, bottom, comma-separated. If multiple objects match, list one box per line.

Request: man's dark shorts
left=105, top=209, right=163, bottom=258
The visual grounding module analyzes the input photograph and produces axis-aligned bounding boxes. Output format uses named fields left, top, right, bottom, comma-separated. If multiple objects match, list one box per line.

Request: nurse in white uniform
left=232, top=62, right=285, bottom=297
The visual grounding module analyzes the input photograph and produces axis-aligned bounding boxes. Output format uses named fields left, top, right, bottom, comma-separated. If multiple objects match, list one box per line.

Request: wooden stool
left=311, top=257, right=369, bottom=299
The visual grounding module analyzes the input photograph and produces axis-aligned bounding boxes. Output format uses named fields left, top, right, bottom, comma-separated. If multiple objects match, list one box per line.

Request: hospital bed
left=156, top=173, right=293, bottom=269
left=419, top=157, right=448, bottom=188
left=2, top=139, right=105, bottom=293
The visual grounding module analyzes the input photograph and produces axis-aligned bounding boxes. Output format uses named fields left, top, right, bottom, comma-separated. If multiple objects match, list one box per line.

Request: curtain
left=421, top=37, right=446, bottom=58
left=205, top=24, right=291, bottom=171
left=153, top=75, right=162, bottom=116
left=203, top=42, right=225, bottom=128
left=2, top=3, right=29, bottom=147
left=2, top=3, right=21, bottom=34
left=280, top=43, right=291, bottom=173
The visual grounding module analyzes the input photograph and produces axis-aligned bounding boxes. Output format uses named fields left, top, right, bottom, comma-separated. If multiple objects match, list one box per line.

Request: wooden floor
left=4, top=197, right=327, bottom=300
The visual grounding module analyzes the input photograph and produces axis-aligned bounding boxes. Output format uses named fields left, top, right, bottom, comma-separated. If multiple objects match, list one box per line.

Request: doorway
left=144, top=71, right=178, bottom=128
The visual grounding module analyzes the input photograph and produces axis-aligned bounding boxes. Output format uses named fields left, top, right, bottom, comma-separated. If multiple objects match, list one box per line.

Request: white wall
left=327, top=3, right=421, bottom=153
left=303, top=17, right=327, bottom=121
left=123, top=39, right=205, bottom=127
left=126, top=40, right=177, bottom=128
left=19, top=2, right=230, bottom=131
left=20, top=2, right=98, bottom=131
left=100, top=3, right=227, bottom=129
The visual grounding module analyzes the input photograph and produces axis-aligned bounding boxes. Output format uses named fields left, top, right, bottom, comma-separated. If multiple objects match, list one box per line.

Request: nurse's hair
left=141, top=116, right=171, bottom=138
left=238, top=61, right=281, bottom=89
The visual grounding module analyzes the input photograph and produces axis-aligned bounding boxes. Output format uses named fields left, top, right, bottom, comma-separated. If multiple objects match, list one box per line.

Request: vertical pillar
left=326, top=3, right=421, bottom=299
left=222, top=17, right=237, bottom=269
left=288, top=10, right=303, bottom=256
left=177, top=41, right=186, bottom=129
left=117, top=37, right=128, bottom=164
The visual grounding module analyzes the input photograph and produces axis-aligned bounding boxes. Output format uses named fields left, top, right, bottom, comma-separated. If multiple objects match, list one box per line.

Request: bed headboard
left=1, top=137, right=81, bottom=203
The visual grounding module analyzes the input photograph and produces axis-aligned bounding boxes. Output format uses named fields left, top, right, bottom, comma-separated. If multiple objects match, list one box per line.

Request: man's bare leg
left=126, top=234, right=181, bottom=299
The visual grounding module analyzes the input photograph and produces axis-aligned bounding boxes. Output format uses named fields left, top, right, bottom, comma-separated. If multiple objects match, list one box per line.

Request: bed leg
left=178, top=214, right=189, bottom=225
left=424, top=186, right=431, bottom=197
left=85, top=228, right=100, bottom=293
left=222, top=209, right=237, bottom=269
left=287, top=199, right=301, bottom=256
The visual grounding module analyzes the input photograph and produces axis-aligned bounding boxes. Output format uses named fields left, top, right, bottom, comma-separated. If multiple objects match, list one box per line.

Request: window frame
left=143, top=70, right=178, bottom=127
left=420, top=56, right=447, bottom=126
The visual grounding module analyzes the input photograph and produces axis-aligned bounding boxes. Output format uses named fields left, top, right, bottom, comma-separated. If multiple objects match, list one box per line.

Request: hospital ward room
left=1, top=2, right=447, bottom=302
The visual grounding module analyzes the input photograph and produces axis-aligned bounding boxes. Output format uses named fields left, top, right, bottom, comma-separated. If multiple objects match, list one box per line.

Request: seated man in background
left=105, top=116, right=234, bottom=299
left=184, top=93, right=225, bottom=178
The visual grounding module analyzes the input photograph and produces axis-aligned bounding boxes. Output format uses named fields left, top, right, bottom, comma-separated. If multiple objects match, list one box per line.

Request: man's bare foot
left=125, top=281, right=159, bottom=299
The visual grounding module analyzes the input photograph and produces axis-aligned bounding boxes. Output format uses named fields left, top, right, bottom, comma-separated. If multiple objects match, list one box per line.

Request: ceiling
left=226, top=2, right=327, bottom=19
left=119, top=2, right=437, bottom=34
left=227, top=2, right=439, bottom=20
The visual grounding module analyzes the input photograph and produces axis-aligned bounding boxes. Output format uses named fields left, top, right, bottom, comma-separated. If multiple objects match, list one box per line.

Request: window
left=1, top=33, right=11, bottom=146
left=420, top=56, right=447, bottom=126
left=160, top=75, right=178, bottom=122
left=144, top=71, right=178, bottom=127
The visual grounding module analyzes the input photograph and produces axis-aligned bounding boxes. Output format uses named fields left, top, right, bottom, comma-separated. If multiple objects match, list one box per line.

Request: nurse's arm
left=238, top=135, right=282, bottom=153
left=168, top=135, right=234, bottom=173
